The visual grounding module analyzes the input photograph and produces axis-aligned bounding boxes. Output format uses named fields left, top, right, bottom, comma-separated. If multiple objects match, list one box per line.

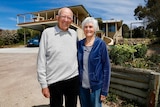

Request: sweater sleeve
left=37, top=30, right=48, bottom=88
left=101, top=41, right=111, bottom=96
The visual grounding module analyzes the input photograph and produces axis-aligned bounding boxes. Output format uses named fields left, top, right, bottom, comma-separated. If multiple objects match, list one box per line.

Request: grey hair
left=81, top=17, right=99, bottom=31
left=58, top=7, right=73, bottom=16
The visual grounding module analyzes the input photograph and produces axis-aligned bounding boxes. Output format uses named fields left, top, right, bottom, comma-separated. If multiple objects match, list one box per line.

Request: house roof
left=103, top=19, right=123, bottom=23
left=17, top=5, right=91, bottom=31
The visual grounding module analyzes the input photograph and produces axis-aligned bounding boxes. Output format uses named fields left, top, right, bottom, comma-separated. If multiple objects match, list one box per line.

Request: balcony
left=16, top=5, right=91, bottom=32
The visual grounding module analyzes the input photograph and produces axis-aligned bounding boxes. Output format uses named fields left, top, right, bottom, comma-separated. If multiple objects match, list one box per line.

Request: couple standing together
left=37, top=7, right=111, bottom=107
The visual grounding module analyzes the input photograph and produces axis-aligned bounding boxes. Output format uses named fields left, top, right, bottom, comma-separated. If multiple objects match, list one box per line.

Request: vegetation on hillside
left=109, top=44, right=160, bottom=72
left=0, top=28, right=40, bottom=47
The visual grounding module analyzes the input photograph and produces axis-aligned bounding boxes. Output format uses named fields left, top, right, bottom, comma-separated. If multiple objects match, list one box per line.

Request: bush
left=148, top=54, right=160, bottom=64
left=133, top=44, right=147, bottom=58
left=146, top=54, right=160, bottom=71
left=129, top=58, right=148, bottom=68
left=109, top=44, right=160, bottom=71
left=0, top=39, right=4, bottom=47
left=0, top=30, right=19, bottom=47
left=109, top=44, right=149, bottom=66
left=109, top=44, right=136, bottom=65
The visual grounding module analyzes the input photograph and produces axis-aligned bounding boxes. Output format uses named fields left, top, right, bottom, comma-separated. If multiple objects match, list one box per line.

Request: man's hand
left=42, top=87, right=50, bottom=98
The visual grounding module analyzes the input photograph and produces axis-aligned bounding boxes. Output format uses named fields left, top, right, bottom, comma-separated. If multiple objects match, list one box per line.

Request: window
left=108, top=23, right=115, bottom=32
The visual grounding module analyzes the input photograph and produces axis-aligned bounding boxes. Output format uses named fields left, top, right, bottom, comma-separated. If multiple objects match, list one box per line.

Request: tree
left=17, top=28, right=40, bottom=42
left=122, top=24, right=130, bottom=38
left=134, top=0, right=160, bottom=37
left=132, top=27, right=144, bottom=38
left=17, top=28, right=31, bottom=41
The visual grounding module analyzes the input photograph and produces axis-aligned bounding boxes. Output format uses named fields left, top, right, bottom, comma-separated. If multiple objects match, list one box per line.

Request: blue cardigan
left=78, top=37, right=111, bottom=96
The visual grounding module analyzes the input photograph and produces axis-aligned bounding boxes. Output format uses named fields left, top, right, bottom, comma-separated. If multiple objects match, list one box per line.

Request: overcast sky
left=0, top=0, right=145, bottom=30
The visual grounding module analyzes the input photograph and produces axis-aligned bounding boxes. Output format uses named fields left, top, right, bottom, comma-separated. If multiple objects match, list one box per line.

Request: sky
left=0, top=0, right=145, bottom=30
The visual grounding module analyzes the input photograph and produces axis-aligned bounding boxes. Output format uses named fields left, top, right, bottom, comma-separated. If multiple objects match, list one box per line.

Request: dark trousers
left=48, top=76, right=79, bottom=107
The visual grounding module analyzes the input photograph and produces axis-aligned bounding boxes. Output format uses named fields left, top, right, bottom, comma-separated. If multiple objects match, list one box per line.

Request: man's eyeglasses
left=59, top=15, right=73, bottom=21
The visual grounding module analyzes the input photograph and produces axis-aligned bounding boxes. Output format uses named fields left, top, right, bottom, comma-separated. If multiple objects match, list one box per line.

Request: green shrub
left=145, top=54, right=160, bottom=71
left=148, top=54, right=160, bottom=64
left=109, top=44, right=136, bottom=65
left=133, top=44, right=147, bottom=58
left=106, top=92, right=118, bottom=102
left=109, top=44, right=150, bottom=67
left=0, top=38, right=4, bottom=47
left=130, top=58, right=148, bottom=68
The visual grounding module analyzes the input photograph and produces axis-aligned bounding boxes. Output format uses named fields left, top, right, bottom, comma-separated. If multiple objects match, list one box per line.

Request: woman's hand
left=100, top=95, right=106, bottom=102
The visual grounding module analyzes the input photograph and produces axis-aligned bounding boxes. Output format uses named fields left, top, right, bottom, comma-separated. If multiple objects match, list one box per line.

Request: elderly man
left=37, top=7, right=79, bottom=107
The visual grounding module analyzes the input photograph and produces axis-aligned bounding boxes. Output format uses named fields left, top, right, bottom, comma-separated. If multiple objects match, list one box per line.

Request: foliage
left=134, top=0, right=160, bottom=37
left=106, top=92, right=118, bottom=102
left=121, top=99, right=141, bottom=107
left=0, top=30, right=19, bottom=47
left=131, top=26, right=154, bottom=38
left=17, top=28, right=30, bottom=41
left=146, top=54, right=160, bottom=71
left=133, top=44, right=147, bottom=58
left=0, top=28, right=41, bottom=47
left=105, top=92, right=141, bottom=107
left=132, top=27, right=145, bottom=38
left=147, top=54, right=160, bottom=64
left=129, top=58, right=148, bottom=68
left=122, top=24, right=130, bottom=38
left=109, top=44, right=136, bottom=65
left=17, top=28, right=40, bottom=41
left=109, top=43, right=160, bottom=71
left=110, top=44, right=148, bottom=67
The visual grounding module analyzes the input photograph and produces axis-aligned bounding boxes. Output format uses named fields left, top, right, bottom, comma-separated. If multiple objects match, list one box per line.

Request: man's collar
left=55, top=25, right=72, bottom=35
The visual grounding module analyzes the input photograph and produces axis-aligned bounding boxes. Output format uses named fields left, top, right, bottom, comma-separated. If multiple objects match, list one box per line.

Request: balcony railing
left=17, top=12, right=82, bottom=27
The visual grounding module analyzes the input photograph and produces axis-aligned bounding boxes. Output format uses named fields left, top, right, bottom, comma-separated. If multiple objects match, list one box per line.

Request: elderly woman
left=77, top=17, right=111, bottom=107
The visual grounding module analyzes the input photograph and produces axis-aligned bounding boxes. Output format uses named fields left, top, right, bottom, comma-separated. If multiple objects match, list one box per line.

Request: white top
left=37, top=25, right=78, bottom=88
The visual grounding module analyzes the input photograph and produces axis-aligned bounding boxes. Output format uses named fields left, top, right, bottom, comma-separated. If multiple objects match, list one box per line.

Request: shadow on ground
left=32, top=104, right=50, bottom=107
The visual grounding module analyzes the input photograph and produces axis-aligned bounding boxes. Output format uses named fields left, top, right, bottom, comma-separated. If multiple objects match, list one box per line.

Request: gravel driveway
left=0, top=47, right=50, bottom=107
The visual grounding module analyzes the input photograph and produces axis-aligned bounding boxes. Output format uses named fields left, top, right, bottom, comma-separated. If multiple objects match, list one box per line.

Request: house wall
left=102, top=21, right=123, bottom=45
left=77, top=28, right=85, bottom=40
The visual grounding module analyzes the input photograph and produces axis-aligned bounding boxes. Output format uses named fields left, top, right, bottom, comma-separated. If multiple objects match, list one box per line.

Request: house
left=16, top=5, right=123, bottom=45
left=102, top=19, right=123, bottom=45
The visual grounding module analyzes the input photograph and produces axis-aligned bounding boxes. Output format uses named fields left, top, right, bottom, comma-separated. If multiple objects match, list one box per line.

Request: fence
left=110, top=65, right=160, bottom=107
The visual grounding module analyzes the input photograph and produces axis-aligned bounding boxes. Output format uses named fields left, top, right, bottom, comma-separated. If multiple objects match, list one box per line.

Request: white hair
left=81, top=17, right=99, bottom=31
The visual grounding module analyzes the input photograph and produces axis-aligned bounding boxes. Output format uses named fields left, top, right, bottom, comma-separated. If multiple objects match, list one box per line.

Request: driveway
left=0, top=47, right=109, bottom=107
left=0, top=47, right=39, bottom=53
left=0, top=47, right=50, bottom=107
